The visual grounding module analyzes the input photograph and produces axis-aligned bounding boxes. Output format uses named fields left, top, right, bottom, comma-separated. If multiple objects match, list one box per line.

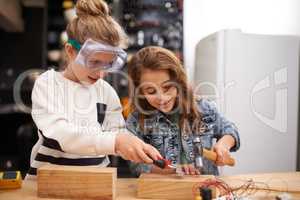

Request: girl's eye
left=162, top=84, right=176, bottom=93
left=145, top=88, right=156, bottom=95
left=88, top=60, right=101, bottom=66
left=88, top=60, right=111, bottom=67
left=163, top=86, right=171, bottom=92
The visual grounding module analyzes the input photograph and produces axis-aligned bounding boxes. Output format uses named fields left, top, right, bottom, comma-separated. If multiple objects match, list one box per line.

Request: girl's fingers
left=180, top=164, right=202, bottom=175
left=129, top=152, right=142, bottom=163
left=143, top=144, right=162, bottom=161
left=136, top=148, right=153, bottom=164
left=214, top=148, right=223, bottom=165
left=188, top=165, right=196, bottom=175
left=217, top=153, right=224, bottom=165
left=190, top=164, right=201, bottom=175
left=216, top=148, right=230, bottom=166
left=182, top=165, right=190, bottom=175
left=126, top=146, right=144, bottom=163
left=195, top=168, right=201, bottom=175
left=214, top=143, right=233, bottom=166
left=223, top=151, right=231, bottom=165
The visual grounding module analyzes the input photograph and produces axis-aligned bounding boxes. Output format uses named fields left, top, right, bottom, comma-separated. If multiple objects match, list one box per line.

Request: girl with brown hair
left=27, top=0, right=161, bottom=179
left=127, top=46, right=240, bottom=176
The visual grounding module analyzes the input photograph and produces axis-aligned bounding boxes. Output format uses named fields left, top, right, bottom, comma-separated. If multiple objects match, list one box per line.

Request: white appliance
left=193, top=30, right=299, bottom=175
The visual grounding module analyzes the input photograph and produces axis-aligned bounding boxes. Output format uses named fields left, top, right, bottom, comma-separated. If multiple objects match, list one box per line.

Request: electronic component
left=0, top=171, right=22, bottom=189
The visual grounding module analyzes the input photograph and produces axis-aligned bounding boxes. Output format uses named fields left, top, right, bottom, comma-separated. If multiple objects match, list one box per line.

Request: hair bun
left=76, top=0, right=109, bottom=18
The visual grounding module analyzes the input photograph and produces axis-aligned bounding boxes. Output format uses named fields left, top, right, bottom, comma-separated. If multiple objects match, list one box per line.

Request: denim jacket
left=126, top=99, right=240, bottom=176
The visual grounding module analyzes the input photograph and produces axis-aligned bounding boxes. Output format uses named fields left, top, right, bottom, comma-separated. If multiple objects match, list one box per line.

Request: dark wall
left=0, top=5, right=47, bottom=174
left=0, top=6, right=47, bottom=92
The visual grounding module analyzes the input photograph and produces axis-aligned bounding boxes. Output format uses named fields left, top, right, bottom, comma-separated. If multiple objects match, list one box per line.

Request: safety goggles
left=68, top=38, right=127, bottom=71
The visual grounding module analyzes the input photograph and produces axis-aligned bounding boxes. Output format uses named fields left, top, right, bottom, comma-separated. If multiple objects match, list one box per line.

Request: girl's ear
left=65, top=43, right=77, bottom=60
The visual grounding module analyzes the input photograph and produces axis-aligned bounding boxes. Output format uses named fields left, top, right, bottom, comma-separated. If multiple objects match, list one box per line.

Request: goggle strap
left=68, top=39, right=81, bottom=51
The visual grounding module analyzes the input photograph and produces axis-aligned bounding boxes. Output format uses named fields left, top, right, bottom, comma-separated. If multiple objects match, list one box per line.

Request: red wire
left=192, top=178, right=233, bottom=198
left=192, top=178, right=262, bottom=199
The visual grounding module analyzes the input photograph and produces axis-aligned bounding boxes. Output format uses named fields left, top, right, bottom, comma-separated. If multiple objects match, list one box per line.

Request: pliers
left=153, top=158, right=176, bottom=169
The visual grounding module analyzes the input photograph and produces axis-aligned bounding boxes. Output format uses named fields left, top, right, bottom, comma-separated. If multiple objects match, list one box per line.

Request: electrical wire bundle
left=231, top=179, right=271, bottom=198
left=192, top=178, right=234, bottom=199
left=192, top=178, right=272, bottom=200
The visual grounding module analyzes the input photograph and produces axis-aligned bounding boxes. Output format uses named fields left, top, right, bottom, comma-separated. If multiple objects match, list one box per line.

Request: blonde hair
left=66, top=0, right=128, bottom=47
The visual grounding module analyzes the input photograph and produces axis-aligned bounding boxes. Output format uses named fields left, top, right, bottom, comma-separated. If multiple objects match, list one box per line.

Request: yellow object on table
left=0, top=171, right=22, bottom=189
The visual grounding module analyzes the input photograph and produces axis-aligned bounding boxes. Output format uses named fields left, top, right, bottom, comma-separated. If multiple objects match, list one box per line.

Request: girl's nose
left=157, top=93, right=172, bottom=103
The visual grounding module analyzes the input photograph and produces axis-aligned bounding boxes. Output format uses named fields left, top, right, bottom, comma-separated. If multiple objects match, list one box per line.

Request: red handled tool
left=153, top=159, right=176, bottom=169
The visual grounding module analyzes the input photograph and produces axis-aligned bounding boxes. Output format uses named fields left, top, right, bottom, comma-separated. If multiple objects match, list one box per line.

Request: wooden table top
left=0, top=179, right=146, bottom=200
left=1, top=173, right=300, bottom=200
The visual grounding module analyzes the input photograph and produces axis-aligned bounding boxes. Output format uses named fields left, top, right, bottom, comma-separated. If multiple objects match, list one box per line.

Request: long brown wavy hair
left=127, top=46, right=202, bottom=134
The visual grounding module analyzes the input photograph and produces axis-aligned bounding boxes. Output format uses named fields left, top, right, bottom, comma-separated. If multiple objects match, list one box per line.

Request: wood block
left=37, top=164, right=116, bottom=200
left=137, top=173, right=216, bottom=200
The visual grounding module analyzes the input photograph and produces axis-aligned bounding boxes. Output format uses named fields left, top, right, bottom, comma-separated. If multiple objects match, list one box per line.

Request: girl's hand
left=181, top=164, right=200, bottom=175
left=213, top=135, right=235, bottom=166
left=213, top=142, right=231, bottom=166
left=115, top=133, right=162, bottom=164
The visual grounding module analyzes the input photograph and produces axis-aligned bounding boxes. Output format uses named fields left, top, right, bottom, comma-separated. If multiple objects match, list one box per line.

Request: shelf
left=0, top=0, right=24, bottom=32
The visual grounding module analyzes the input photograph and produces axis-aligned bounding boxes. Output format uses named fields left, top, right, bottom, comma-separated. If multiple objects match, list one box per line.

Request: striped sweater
left=27, top=69, right=125, bottom=179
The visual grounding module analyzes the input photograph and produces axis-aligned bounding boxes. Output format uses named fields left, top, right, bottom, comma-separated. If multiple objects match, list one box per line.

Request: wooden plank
left=137, top=173, right=216, bottom=200
left=37, top=164, right=116, bottom=200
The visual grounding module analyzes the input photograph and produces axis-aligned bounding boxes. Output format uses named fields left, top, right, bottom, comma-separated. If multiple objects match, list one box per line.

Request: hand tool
left=193, top=136, right=235, bottom=170
left=153, top=158, right=176, bottom=169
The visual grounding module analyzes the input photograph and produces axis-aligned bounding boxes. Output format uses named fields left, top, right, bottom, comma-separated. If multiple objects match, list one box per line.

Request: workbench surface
left=1, top=172, right=300, bottom=200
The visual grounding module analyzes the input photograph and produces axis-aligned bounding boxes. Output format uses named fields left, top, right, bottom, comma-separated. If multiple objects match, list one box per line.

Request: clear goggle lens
left=71, top=39, right=127, bottom=71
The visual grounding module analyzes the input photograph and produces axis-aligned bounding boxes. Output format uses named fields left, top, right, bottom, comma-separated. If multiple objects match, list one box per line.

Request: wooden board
left=37, top=164, right=116, bottom=200
left=137, top=173, right=216, bottom=200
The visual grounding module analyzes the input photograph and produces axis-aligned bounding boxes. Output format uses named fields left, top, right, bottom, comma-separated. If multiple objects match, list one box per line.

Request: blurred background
left=0, top=0, right=299, bottom=178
